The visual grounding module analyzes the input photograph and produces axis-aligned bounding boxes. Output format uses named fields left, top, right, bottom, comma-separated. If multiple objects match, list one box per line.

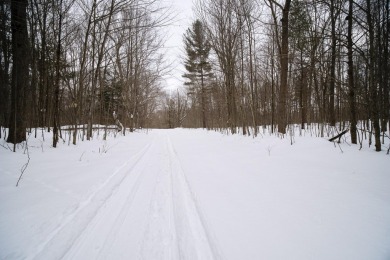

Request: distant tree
left=347, top=0, right=357, bottom=144
left=164, top=90, right=187, bottom=128
left=266, top=0, right=291, bottom=134
left=197, top=0, right=241, bottom=133
left=183, top=19, right=212, bottom=129
left=53, top=0, right=64, bottom=148
left=365, top=0, right=381, bottom=151
left=289, top=0, right=310, bottom=130
left=0, top=2, right=11, bottom=137
left=7, top=0, right=29, bottom=146
left=276, top=0, right=291, bottom=135
left=328, top=0, right=341, bottom=127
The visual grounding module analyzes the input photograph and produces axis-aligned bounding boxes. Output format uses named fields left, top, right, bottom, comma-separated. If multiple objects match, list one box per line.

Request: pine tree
left=183, top=20, right=212, bottom=129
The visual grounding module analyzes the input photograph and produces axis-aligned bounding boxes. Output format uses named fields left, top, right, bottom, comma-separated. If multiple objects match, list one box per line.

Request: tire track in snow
left=63, top=138, right=157, bottom=259
left=29, top=140, right=154, bottom=260
left=166, top=136, right=222, bottom=259
left=140, top=133, right=180, bottom=260
left=142, top=133, right=222, bottom=260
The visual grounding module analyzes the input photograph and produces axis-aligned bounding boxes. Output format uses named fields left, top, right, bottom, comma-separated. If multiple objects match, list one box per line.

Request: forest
left=1, top=0, right=389, bottom=152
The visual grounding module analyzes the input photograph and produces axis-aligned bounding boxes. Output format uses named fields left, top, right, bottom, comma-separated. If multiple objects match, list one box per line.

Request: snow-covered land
left=1, top=127, right=389, bottom=260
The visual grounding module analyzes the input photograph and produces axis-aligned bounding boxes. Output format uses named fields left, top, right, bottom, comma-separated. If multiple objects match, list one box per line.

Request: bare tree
left=197, top=0, right=241, bottom=133
left=347, top=0, right=357, bottom=144
left=7, top=0, right=29, bottom=146
left=53, top=0, right=64, bottom=147
left=266, top=0, right=291, bottom=134
left=0, top=1, right=11, bottom=138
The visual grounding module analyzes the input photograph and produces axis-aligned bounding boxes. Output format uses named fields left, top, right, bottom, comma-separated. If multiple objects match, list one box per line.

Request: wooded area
left=1, top=0, right=171, bottom=148
left=1, top=0, right=389, bottom=152
left=174, top=0, right=389, bottom=152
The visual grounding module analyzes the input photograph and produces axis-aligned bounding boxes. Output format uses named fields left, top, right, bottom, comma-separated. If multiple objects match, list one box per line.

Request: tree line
left=175, top=0, right=389, bottom=151
left=0, top=0, right=171, bottom=149
left=1, top=0, right=389, bottom=152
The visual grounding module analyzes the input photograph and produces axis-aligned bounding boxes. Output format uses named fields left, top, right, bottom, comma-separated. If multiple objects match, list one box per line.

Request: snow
left=1, top=127, right=389, bottom=260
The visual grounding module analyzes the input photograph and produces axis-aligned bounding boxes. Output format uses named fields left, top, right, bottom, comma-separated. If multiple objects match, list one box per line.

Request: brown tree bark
left=367, top=0, right=381, bottom=151
left=269, top=0, right=291, bottom=135
left=0, top=3, right=11, bottom=133
left=53, top=0, right=63, bottom=148
left=347, top=0, right=357, bottom=144
left=277, top=0, right=291, bottom=134
left=383, top=0, right=389, bottom=134
left=7, top=0, right=29, bottom=146
left=329, top=0, right=337, bottom=126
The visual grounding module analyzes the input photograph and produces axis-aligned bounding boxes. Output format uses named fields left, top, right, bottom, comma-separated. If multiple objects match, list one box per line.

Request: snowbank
left=0, top=128, right=389, bottom=259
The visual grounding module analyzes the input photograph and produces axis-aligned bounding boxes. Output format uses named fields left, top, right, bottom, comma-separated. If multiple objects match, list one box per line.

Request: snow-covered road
left=1, top=128, right=390, bottom=260
left=28, top=132, right=220, bottom=260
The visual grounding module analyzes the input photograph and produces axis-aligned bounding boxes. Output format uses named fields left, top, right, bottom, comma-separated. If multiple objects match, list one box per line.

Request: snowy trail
left=1, top=128, right=390, bottom=259
left=166, top=134, right=221, bottom=260
left=31, top=131, right=219, bottom=260
left=141, top=133, right=220, bottom=260
left=29, top=139, right=156, bottom=259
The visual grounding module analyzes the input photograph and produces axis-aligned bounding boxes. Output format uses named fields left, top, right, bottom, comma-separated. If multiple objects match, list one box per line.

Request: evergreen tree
left=183, top=20, right=212, bottom=129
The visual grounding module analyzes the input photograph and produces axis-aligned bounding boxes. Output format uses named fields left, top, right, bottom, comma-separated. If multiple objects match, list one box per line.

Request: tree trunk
left=347, top=0, right=357, bottom=144
left=329, top=0, right=337, bottom=126
left=0, top=3, right=11, bottom=131
left=366, top=0, right=381, bottom=151
left=300, top=49, right=307, bottom=130
left=74, top=0, right=96, bottom=145
left=383, top=0, right=389, bottom=134
left=201, top=68, right=207, bottom=129
left=7, top=0, right=29, bottom=146
left=53, top=0, right=63, bottom=148
left=87, top=0, right=115, bottom=140
left=278, top=0, right=291, bottom=134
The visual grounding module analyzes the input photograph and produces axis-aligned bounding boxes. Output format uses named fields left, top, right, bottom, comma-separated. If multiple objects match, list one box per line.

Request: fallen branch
left=79, top=151, right=86, bottom=161
left=0, top=142, right=12, bottom=151
left=61, top=126, right=118, bottom=131
left=329, top=129, right=349, bottom=143
left=16, top=141, right=30, bottom=187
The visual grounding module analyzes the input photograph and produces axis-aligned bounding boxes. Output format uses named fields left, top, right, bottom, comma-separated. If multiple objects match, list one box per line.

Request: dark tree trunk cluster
left=186, top=0, right=389, bottom=151
left=0, top=0, right=388, bottom=153
left=1, top=0, right=172, bottom=147
left=7, top=0, right=29, bottom=146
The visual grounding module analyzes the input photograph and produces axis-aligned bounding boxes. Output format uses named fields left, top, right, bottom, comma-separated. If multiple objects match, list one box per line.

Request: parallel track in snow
left=30, top=132, right=221, bottom=260
left=29, top=139, right=155, bottom=260
left=166, top=135, right=222, bottom=260
left=62, top=138, right=157, bottom=259
left=141, top=133, right=221, bottom=259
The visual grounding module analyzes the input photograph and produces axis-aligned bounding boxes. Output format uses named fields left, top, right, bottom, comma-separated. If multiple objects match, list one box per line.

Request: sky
left=161, top=0, right=195, bottom=92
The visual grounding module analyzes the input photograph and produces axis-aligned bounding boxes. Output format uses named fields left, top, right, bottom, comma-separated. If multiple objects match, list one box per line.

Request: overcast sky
left=162, top=0, right=195, bottom=92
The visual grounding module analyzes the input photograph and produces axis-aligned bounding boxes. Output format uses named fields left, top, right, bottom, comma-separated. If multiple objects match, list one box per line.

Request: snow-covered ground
left=1, top=127, right=389, bottom=260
